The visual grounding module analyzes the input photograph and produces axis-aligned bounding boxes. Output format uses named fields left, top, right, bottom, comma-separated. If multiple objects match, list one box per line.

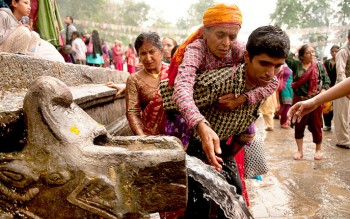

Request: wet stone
left=247, top=117, right=350, bottom=218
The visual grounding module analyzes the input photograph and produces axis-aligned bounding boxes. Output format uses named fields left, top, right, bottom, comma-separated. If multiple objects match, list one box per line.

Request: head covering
left=167, top=4, right=242, bottom=86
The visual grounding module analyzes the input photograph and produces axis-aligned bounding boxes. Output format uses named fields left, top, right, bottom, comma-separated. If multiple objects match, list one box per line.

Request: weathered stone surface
left=0, top=76, right=187, bottom=218
left=0, top=53, right=130, bottom=151
left=0, top=52, right=128, bottom=91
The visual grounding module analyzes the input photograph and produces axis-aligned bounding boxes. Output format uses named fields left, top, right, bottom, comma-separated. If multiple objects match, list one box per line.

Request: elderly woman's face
left=204, top=24, right=240, bottom=59
left=301, top=46, right=315, bottom=63
left=138, top=40, right=162, bottom=71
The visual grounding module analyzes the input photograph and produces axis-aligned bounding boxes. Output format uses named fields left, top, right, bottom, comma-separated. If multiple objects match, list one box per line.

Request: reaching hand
left=197, top=121, right=223, bottom=172
left=105, top=82, right=126, bottom=96
left=217, top=93, right=246, bottom=111
left=288, top=98, right=318, bottom=124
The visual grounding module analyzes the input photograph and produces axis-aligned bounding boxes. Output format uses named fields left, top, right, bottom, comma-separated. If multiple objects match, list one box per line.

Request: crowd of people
left=1, top=1, right=350, bottom=218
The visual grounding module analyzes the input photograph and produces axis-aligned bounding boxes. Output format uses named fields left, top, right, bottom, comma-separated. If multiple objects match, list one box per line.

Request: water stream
left=186, top=155, right=254, bottom=219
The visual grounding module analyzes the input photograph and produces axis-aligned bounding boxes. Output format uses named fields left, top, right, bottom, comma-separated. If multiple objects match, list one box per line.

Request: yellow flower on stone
left=70, top=126, right=80, bottom=135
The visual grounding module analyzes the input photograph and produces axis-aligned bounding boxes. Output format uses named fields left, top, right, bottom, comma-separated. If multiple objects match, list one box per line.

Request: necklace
left=144, top=68, right=161, bottom=79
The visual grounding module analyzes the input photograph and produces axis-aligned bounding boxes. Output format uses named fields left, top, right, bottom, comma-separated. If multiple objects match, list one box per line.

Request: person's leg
left=333, top=97, right=350, bottom=145
left=308, top=107, right=323, bottom=160
left=1, top=26, right=39, bottom=54
left=294, top=138, right=304, bottom=160
left=294, top=114, right=308, bottom=160
left=323, top=111, right=332, bottom=130
left=262, top=114, right=273, bottom=131
left=280, top=104, right=291, bottom=127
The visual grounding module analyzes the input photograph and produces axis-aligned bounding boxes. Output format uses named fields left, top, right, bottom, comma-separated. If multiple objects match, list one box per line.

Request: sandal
left=314, top=152, right=323, bottom=160
left=293, top=152, right=303, bottom=160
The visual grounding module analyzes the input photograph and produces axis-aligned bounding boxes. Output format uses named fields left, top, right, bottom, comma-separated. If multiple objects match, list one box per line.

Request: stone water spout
left=0, top=76, right=187, bottom=218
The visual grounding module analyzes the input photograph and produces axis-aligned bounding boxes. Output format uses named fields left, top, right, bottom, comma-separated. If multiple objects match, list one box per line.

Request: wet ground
left=247, top=116, right=350, bottom=218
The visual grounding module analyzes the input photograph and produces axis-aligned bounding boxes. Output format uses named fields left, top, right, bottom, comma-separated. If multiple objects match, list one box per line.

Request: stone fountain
left=0, top=76, right=187, bottom=218
left=0, top=53, right=253, bottom=219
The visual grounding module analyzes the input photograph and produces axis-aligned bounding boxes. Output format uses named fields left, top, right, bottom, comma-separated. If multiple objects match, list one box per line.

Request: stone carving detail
left=0, top=76, right=186, bottom=218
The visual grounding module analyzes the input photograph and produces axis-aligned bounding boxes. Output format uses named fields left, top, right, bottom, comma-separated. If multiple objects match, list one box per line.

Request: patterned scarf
left=291, top=61, right=319, bottom=97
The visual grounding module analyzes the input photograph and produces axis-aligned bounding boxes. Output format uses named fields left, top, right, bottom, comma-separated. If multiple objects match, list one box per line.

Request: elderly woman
left=0, top=0, right=64, bottom=62
left=286, top=44, right=330, bottom=160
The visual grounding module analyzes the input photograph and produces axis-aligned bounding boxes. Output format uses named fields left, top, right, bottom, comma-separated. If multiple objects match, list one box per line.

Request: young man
left=64, top=15, right=76, bottom=45
left=168, top=4, right=279, bottom=172
left=173, top=25, right=290, bottom=218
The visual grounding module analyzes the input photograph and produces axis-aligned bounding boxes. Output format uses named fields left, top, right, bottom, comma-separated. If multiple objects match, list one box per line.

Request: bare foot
left=293, top=152, right=303, bottom=160
left=314, top=151, right=323, bottom=160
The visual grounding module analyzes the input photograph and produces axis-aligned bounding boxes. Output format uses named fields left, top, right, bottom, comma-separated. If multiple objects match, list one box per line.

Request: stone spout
left=0, top=76, right=187, bottom=218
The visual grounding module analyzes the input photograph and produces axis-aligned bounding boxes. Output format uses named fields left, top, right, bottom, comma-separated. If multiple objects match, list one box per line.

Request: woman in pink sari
left=111, top=40, right=123, bottom=71
left=126, top=43, right=136, bottom=74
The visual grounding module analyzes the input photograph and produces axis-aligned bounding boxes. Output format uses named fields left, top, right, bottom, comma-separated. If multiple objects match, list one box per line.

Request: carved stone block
left=0, top=76, right=187, bottom=218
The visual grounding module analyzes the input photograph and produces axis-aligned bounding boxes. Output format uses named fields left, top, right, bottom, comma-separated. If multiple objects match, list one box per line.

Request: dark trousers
left=323, top=111, right=333, bottom=127
left=185, top=138, right=242, bottom=219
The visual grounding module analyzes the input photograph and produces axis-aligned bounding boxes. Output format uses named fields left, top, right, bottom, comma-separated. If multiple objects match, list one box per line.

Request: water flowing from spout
left=186, top=155, right=254, bottom=219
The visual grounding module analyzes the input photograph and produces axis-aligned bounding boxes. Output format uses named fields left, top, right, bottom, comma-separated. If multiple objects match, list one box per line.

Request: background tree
left=337, top=0, right=350, bottom=25
left=270, top=0, right=305, bottom=29
left=56, top=0, right=242, bottom=46
left=271, top=0, right=340, bottom=57
left=176, top=0, right=216, bottom=40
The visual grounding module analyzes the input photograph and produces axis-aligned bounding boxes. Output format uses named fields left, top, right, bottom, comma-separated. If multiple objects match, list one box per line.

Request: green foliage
left=176, top=0, right=216, bottom=30
left=55, top=0, right=222, bottom=45
left=271, top=0, right=347, bottom=57
left=270, top=0, right=306, bottom=29
left=337, top=0, right=350, bottom=25
left=118, top=0, right=150, bottom=26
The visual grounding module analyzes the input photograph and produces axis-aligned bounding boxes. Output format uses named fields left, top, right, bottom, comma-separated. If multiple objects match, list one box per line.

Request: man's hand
left=217, top=93, right=247, bottom=111
left=197, top=121, right=223, bottom=172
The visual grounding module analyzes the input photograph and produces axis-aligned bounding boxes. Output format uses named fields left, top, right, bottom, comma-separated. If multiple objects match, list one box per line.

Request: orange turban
left=203, top=4, right=242, bottom=28
left=168, top=4, right=243, bottom=86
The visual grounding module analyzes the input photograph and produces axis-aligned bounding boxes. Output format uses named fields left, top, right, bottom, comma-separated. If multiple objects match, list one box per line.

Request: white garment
left=71, top=37, right=87, bottom=61
left=0, top=8, right=64, bottom=62
left=35, top=39, right=64, bottom=62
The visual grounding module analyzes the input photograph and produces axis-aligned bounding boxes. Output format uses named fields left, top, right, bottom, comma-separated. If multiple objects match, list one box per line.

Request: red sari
left=111, top=46, right=123, bottom=71
left=125, top=64, right=168, bottom=135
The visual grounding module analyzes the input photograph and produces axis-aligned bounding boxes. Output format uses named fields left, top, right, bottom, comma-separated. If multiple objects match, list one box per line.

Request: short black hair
left=4, top=0, right=18, bottom=10
left=66, top=16, right=74, bottom=23
left=72, top=31, right=81, bottom=37
left=246, top=25, right=290, bottom=60
left=330, top=45, right=340, bottom=50
left=134, top=32, right=162, bottom=55
left=298, top=44, right=310, bottom=61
